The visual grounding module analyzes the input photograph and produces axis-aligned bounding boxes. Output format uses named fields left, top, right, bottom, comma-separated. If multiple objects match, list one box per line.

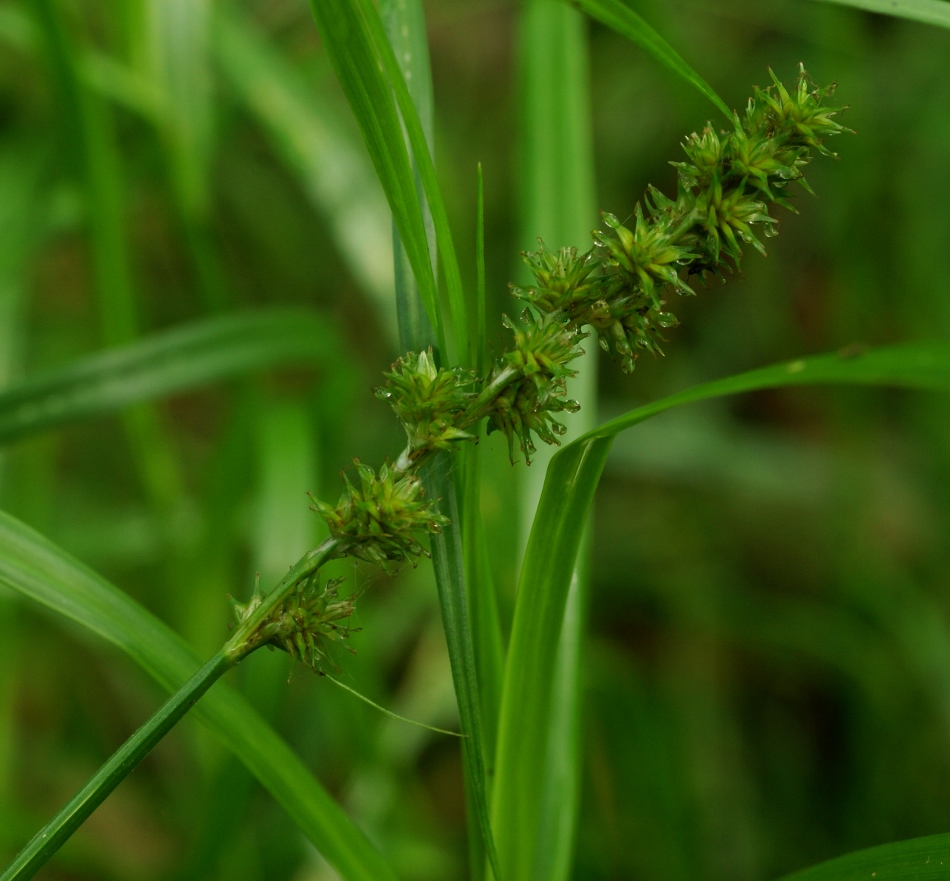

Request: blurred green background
left=1, top=0, right=950, bottom=879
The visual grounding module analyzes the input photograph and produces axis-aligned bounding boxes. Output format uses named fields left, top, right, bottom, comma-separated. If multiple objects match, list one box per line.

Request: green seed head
left=486, top=314, right=584, bottom=463
left=376, top=348, right=478, bottom=456
left=310, top=461, right=449, bottom=573
left=233, top=576, right=359, bottom=671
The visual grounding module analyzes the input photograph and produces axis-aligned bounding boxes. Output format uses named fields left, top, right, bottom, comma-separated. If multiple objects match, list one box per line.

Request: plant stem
left=1, top=650, right=233, bottom=881
left=2, top=540, right=344, bottom=881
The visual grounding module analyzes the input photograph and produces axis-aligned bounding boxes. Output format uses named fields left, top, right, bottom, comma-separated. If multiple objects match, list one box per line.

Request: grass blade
left=305, top=0, right=444, bottom=354
left=352, top=0, right=470, bottom=365
left=424, top=456, right=501, bottom=881
left=567, top=0, right=731, bottom=118
left=381, top=0, right=438, bottom=355
left=809, top=0, right=950, bottom=29
left=1, top=650, right=232, bottom=881
left=0, top=309, right=341, bottom=444
left=368, top=2, right=500, bottom=876
left=0, top=511, right=400, bottom=881
left=35, top=0, right=186, bottom=517
left=492, top=2, right=598, bottom=880
left=463, top=166, right=504, bottom=769
left=776, top=832, right=950, bottom=880
left=210, top=7, right=396, bottom=337
left=135, top=0, right=229, bottom=310
left=493, top=341, right=950, bottom=881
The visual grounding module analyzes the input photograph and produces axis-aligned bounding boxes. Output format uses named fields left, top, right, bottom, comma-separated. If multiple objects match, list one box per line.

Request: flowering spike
left=377, top=348, right=478, bottom=461
left=311, top=461, right=449, bottom=573
left=233, top=575, right=359, bottom=672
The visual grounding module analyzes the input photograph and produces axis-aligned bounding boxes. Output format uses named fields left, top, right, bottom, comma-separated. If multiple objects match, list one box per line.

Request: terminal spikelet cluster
left=515, top=65, right=849, bottom=373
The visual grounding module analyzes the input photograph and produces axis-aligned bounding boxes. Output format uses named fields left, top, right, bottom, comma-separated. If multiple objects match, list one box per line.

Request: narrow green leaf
left=353, top=0, right=471, bottom=365
left=475, top=164, right=488, bottom=374
left=777, top=832, right=950, bottom=881
left=0, top=309, right=341, bottom=444
left=493, top=341, right=950, bottom=881
left=305, top=0, right=444, bottom=353
left=584, top=343, right=950, bottom=442
left=0, top=511, right=400, bottom=881
left=463, top=166, right=504, bottom=772
left=373, top=2, right=500, bottom=875
left=1, top=651, right=233, bottom=881
left=139, top=0, right=214, bottom=221
left=493, top=4, right=597, bottom=880
left=809, top=0, right=950, bottom=29
left=423, top=456, right=501, bottom=881
left=127, top=0, right=229, bottom=310
left=210, top=7, right=396, bottom=338
left=567, top=0, right=731, bottom=118
left=380, top=0, right=438, bottom=356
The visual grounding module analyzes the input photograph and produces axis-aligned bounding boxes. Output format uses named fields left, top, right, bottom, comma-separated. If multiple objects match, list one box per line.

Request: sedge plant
left=1, top=58, right=850, bottom=880
left=5, top=1, right=950, bottom=880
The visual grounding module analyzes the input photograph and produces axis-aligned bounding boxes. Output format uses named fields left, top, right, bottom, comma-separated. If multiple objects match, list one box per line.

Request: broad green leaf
left=777, top=832, right=950, bottom=880
left=493, top=341, right=950, bottom=881
left=0, top=510, right=400, bottom=881
left=0, top=309, right=341, bottom=444
left=567, top=0, right=731, bottom=118
left=210, top=7, right=396, bottom=339
left=305, top=0, right=444, bottom=354
left=810, top=0, right=950, bottom=29
left=492, top=3, right=598, bottom=881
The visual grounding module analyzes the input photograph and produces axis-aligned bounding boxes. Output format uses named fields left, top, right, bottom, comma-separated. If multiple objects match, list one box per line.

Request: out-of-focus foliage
left=0, top=0, right=949, bottom=879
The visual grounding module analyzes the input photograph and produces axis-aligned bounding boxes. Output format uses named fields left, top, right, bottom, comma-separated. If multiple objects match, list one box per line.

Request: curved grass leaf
left=305, top=0, right=444, bottom=354
left=0, top=309, right=341, bottom=445
left=492, top=341, right=950, bottom=881
left=810, top=0, right=950, bottom=30
left=567, top=0, right=731, bottom=118
left=0, top=510, right=399, bottom=881
left=777, top=832, right=950, bottom=880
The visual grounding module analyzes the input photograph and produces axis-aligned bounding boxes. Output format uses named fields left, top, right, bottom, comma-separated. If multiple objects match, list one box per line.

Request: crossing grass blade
left=493, top=341, right=950, bottom=881
left=0, top=309, right=342, bottom=445
left=568, top=0, right=731, bottom=118
left=306, top=0, right=444, bottom=355
left=0, top=510, right=400, bottom=881
left=776, top=831, right=950, bottom=881
left=809, top=0, right=950, bottom=29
